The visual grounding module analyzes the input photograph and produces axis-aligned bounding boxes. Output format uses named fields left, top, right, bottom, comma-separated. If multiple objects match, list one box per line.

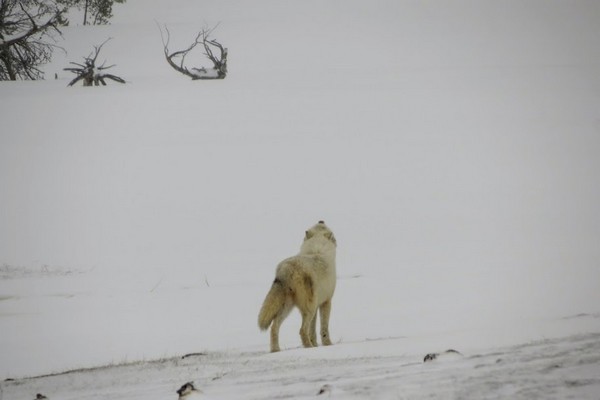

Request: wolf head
left=304, top=220, right=337, bottom=245
left=301, top=220, right=337, bottom=256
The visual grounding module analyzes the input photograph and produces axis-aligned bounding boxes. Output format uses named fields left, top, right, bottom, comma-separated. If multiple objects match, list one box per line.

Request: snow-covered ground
left=2, top=326, right=600, bottom=399
left=1, top=0, right=600, bottom=398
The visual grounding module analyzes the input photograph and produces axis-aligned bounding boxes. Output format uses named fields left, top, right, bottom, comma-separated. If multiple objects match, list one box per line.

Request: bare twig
left=150, top=276, right=164, bottom=293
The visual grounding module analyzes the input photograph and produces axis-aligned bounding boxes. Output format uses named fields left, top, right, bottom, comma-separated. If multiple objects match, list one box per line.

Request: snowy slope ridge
left=1, top=0, right=600, bottom=398
left=3, top=331, right=600, bottom=399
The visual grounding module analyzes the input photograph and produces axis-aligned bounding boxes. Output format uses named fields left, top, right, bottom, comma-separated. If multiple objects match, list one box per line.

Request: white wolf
left=258, top=221, right=337, bottom=352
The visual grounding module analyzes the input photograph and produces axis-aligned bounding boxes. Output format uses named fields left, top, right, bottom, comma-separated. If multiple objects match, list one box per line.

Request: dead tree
left=159, top=24, right=227, bottom=80
left=64, top=38, right=125, bottom=86
left=0, top=0, right=66, bottom=80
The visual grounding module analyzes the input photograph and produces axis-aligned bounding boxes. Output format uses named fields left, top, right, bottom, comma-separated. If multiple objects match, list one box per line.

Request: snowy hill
left=3, top=331, right=600, bottom=399
left=1, top=0, right=600, bottom=398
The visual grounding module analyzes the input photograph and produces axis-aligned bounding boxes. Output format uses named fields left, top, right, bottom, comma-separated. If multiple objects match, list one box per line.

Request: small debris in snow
left=177, top=382, right=203, bottom=399
left=424, top=349, right=462, bottom=363
left=317, top=384, right=332, bottom=395
left=181, top=352, right=207, bottom=359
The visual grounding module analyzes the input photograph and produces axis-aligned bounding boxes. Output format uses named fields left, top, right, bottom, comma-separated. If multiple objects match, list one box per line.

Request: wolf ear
left=324, top=232, right=337, bottom=245
left=305, top=230, right=314, bottom=240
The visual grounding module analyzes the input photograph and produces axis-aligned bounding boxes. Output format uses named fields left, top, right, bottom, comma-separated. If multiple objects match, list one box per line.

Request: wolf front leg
left=319, top=300, right=333, bottom=346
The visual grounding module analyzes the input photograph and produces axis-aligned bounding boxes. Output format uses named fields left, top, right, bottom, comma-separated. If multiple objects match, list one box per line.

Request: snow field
left=1, top=0, right=600, bottom=398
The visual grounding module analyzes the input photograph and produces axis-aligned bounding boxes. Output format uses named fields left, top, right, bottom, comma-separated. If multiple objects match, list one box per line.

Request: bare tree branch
left=158, top=22, right=228, bottom=80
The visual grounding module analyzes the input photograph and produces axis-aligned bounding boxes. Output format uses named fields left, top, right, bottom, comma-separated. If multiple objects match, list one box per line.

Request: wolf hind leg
left=309, top=312, right=318, bottom=346
left=320, top=300, right=333, bottom=346
left=299, top=307, right=317, bottom=348
left=270, top=301, right=293, bottom=352
left=293, top=271, right=317, bottom=348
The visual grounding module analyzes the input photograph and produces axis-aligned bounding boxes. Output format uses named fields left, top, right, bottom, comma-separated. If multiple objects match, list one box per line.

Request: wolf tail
left=258, top=278, right=286, bottom=330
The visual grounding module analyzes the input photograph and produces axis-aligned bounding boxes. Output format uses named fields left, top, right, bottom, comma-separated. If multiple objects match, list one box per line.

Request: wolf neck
left=299, top=240, right=336, bottom=265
